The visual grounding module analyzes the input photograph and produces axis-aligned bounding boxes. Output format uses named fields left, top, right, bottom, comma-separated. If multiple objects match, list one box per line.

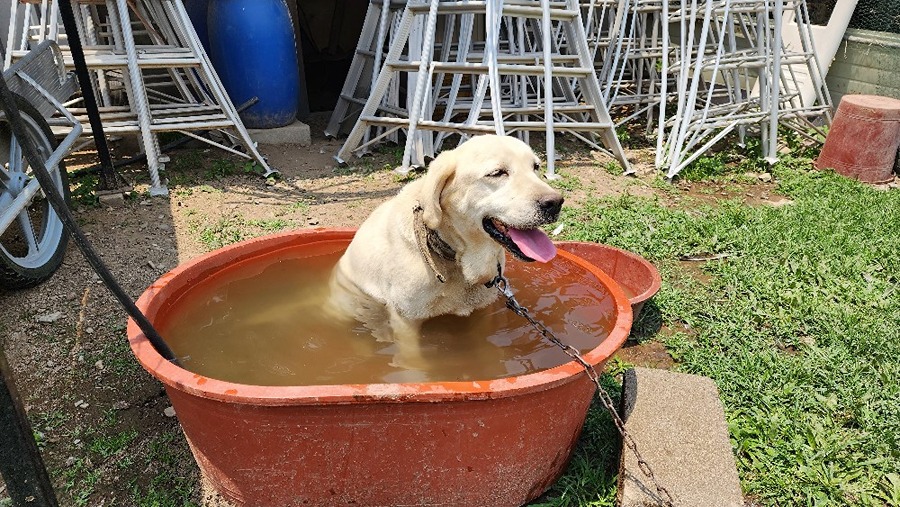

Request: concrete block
left=247, top=121, right=311, bottom=147
left=96, top=189, right=126, bottom=208
left=618, top=367, right=743, bottom=507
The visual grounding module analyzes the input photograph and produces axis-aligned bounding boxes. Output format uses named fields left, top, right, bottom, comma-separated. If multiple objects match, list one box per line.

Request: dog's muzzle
left=482, top=194, right=562, bottom=263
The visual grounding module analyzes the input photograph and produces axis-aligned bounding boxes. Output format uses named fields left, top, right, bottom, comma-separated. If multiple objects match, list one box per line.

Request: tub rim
left=554, top=240, right=662, bottom=308
left=127, top=228, right=633, bottom=405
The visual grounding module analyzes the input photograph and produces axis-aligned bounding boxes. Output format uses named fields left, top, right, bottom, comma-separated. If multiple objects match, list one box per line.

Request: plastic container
left=128, top=229, right=632, bottom=507
left=815, top=94, right=900, bottom=184
left=555, top=241, right=661, bottom=320
left=183, top=0, right=210, bottom=52
left=207, top=0, right=300, bottom=128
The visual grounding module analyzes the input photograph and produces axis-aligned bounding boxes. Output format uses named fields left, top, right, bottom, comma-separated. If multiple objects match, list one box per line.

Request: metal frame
left=331, top=0, right=631, bottom=177
left=5, top=0, right=278, bottom=196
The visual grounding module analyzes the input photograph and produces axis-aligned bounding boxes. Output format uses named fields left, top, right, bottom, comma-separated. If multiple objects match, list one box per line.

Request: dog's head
left=420, top=135, right=563, bottom=263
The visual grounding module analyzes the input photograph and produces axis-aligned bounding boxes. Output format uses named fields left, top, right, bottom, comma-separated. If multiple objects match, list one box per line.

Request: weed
left=198, top=217, right=245, bottom=251
left=680, top=151, right=732, bottom=181
left=394, top=169, right=419, bottom=183
left=781, top=127, right=825, bottom=161
left=289, top=198, right=311, bottom=213
left=548, top=169, right=583, bottom=192
left=602, top=161, right=622, bottom=175
left=198, top=216, right=294, bottom=251
left=534, top=374, right=623, bottom=506
left=69, top=173, right=100, bottom=207
left=205, top=158, right=237, bottom=179
left=250, top=218, right=290, bottom=232
left=168, top=150, right=203, bottom=174
left=129, top=431, right=198, bottom=507
left=126, top=189, right=150, bottom=202
left=63, top=458, right=101, bottom=507
left=243, top=161, right=265, bottom=175
left=378, top=144, right=405, bottom=167
left=89, top=429, right=138, bottom=459
left=36, top=410, right=68, bottom=432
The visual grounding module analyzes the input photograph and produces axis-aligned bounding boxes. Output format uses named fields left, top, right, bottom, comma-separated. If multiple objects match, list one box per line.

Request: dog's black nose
left=539, top=194, right=564, bottom=219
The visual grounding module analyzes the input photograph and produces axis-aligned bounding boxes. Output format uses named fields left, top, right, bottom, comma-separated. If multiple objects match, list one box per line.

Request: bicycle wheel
left=0, top=96, right=71, bottom=289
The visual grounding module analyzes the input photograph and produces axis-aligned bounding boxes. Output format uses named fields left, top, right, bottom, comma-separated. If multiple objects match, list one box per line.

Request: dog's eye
left=533, top=163, right=541, bottom=172
left=486, top=168, right=508, bottom=178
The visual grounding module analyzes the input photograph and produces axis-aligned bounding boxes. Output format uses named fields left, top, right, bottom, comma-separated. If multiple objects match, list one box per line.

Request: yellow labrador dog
left=328, top=135, right=563, bottom=368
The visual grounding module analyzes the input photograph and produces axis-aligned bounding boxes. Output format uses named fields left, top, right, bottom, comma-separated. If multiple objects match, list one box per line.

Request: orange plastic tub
left=555, top=241, right=661, bottom=319
left=128, top=229, right=632, bottom=507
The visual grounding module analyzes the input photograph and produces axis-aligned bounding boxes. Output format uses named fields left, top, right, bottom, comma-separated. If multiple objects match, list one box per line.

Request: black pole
left=0, top=74, right=179, bottom=364
left=0, top=349, right=59, bottom=507
left=56, top=0, right=122, bottom=191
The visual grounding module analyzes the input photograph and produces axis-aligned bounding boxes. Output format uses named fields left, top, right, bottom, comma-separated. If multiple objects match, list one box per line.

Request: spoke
left=8, top=133, right=23, bottom=175
left=16, top=209, right=40, bottom=257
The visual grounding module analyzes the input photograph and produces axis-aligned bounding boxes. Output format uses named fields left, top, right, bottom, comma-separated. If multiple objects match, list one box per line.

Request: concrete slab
left=618, top=367, right=744, bottom=507
left=96, top=189, right=126, bottom=208
left=247, top=120, right=311, bottom=147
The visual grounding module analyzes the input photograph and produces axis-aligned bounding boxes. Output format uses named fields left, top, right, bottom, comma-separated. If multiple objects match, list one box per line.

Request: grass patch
left=166, top=150, right=261, bottom=185
left=547, top=168, right=584, bottom=193
left=61, top=412, right=137, bottom=506
left=555, top=165, right=900, bottom=505
left=197, top=216, right=293, bottom=251
left=534, top=371, right=627, bottom=506
left=129, top=431, right=198, bottom=507
left=63, top=457, right=101, bottom=507
left=602, top=161, right=622, bottom=176
left=69, top=173, right=100, bottom=207
left=289, top=198, right=311, bottom=213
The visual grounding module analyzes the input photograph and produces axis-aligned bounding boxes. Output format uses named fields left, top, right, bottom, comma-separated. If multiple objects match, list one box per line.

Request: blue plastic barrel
left=184, top=0, right=210, bottom=52
left=207, top=0, right=300, bottom=128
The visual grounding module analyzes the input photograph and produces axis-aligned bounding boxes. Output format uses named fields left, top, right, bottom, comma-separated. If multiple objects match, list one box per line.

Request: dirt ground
left=0, top=114, right=782, bottom=505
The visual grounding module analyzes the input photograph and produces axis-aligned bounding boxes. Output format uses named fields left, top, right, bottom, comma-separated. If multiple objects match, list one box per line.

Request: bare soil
left=0, top=114, right=778, bottom=505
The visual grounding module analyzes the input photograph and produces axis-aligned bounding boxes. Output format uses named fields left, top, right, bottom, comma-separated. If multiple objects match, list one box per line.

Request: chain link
left=487, top=269, right=676, bottom=507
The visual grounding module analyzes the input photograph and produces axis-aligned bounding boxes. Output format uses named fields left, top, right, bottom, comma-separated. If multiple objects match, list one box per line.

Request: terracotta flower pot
left=555, top=241, right=661, bottom=320
left=128, top=229, right=632, bottom=507
left=815, top=94, right=900, bottom=184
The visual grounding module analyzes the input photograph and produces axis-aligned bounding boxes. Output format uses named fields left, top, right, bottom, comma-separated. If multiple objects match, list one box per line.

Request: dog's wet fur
left=327, top=135, right=563, bottom=370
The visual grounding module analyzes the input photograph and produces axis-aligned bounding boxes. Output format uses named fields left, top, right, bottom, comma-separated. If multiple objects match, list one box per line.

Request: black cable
left=0, top=75, right=179, bottom=365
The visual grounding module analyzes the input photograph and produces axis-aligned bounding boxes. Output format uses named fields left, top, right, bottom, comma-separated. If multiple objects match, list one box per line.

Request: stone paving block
left=618, top=367, right=744, bottom=507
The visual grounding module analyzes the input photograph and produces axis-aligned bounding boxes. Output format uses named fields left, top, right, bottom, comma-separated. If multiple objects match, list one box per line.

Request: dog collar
left=412, top=203, right=456, bottom=283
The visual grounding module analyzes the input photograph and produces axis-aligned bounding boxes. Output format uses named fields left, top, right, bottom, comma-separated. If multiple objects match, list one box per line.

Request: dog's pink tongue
left=508, top=228, right=557, bottom=263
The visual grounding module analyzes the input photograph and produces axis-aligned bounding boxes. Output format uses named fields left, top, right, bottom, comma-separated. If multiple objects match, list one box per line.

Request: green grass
left=547, top=168, right=584, bottom=193
left=59, top=411, right=197, bottom=506
left=289, top=198, right=311, bottom=213
left=550, top=164, right=900, bottom=505
left=166, top=150, right=262, bottom=186
left=62, top=413, right=136, bottom=506
left=129, top=431, right=198, bottom=507
left=196, top=216, right=293, bottom=251
left=69, top=173, right=100, bottom=207
left=534, top=370, right=627, bottom=507
left=602, top=161, right=622, bottom=176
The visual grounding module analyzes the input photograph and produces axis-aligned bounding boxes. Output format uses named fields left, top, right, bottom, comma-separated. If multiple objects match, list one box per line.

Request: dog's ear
left=420, top=150, right=456, bottom=229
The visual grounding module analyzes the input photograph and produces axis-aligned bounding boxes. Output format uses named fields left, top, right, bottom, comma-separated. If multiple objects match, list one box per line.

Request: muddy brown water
left=159, top=240, right=618, bottom=385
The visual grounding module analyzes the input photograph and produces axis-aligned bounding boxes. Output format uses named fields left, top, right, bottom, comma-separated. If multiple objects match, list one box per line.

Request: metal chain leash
left=486, top=268, right=676, bottom=507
